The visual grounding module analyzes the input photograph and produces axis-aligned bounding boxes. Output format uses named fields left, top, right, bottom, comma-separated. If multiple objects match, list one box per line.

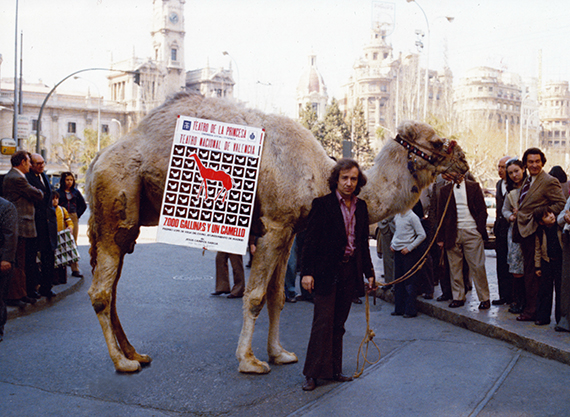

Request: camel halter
left=394, top=134, right=457, bottom=166
left=354, top=188, right=455, bottom=378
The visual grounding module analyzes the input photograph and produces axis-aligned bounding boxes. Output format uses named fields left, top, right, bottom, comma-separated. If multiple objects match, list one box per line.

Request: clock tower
left=151, top=0, right=186, bottom=100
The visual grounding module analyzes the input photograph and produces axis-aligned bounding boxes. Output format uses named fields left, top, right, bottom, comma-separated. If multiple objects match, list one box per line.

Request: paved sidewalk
left=375, top=253, right=570, bottom=367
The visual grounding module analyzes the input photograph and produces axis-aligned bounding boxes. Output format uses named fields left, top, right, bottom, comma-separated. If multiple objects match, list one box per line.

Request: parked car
left=485, top=196, right=496, bottom=250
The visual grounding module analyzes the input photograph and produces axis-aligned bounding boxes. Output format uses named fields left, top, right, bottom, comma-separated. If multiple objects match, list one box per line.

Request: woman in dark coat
left=57, top=172, right=86, bottom=277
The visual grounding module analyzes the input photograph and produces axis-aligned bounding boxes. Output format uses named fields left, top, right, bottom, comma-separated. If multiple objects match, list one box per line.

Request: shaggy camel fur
left=86, top=91, right=468, bottom=373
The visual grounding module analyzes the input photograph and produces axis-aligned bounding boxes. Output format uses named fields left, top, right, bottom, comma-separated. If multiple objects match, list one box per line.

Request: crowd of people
left=0, top=151, right=86, bottom=341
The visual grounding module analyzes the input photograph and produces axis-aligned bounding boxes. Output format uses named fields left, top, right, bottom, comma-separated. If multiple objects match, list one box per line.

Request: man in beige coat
left=515, top=148, right=565, bottom=321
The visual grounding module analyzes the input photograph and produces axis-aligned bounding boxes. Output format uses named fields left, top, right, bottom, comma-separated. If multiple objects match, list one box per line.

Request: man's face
left=18, top=155, right=31, bottom=174
left=337, top=167, right=359, bottom=199
left=498, top=157, right=509, bottom=180
left=31, top=155, right=45, bottom=174
left=526, top=154, right=543, bottom=176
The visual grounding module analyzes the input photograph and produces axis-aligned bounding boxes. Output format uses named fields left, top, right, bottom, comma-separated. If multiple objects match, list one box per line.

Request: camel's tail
left=85, top=158, right=99, bottom=273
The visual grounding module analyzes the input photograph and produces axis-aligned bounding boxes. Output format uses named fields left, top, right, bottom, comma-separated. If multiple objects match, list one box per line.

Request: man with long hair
left=300, top=158, right=375, bottom=391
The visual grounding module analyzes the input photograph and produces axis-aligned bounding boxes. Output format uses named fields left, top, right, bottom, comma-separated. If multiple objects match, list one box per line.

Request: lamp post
left=74, top=76, right=101, bottom=152
left=36, top=67, right=130, bottom=154
left=406, top=0, right=453, bottom=120
left=222, top=51, right=239, bottom=99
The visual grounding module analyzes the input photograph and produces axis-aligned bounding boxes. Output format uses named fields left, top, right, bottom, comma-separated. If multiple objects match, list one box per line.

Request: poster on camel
left=157, top=115, right=265, bottom=254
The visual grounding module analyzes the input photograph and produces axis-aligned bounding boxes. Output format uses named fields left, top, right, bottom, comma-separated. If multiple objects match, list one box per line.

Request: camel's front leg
left=266, top=240, right=298, bottom=365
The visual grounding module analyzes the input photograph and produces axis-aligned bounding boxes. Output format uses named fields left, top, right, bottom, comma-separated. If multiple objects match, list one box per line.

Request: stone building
left=296, top=54, right=328, bottom=120
left=186, top=64, right=235, bottom=98
left=342, top=26, right=452, bottom=140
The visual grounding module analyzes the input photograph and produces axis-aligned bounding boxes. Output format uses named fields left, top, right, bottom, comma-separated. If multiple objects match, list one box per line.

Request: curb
left=376, top=288, right=570, bottom=366
left=7, top=276, right=85, bottom=321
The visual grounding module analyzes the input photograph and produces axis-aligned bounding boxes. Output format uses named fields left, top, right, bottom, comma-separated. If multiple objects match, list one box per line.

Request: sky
left=1, top=0, right=570, bottom=118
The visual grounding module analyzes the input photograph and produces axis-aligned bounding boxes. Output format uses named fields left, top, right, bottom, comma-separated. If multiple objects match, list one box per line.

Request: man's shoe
left=227, top=294, right=243, bottom=299
left=534, top=320, right=550, bottom=326
left=71, top=271, right=83, bottom=278
left=40, top=290, right=56, bottom=298
left=492, top=298, right=507, bottom=305
left=555, top=325, right=570, bottom=332
left=391, top=311, right=403, bottom=316
left=28, top=291, right=41, bottom=299
left=211, top=291, right=230, bottom=296
left=6, top=299, right=26, bottom=308
left=352, top=297, right=362, bottom=304
left=448, top=300, right=465, bottom=308
left=403, top=313, right=417, bottom=318
left=423, top=293, right=434, bottom=300
left=302, top=377, right=316, bottom=391
left=285, top=296, right=297, bottom=303
left=20, top=296, right=37, bottom=305
left=516, top=314, right=535, bottom=322
left=333, top=374, right=353, bottom=382
left=478, top=300, right=491, bottom=310
left=437, top=294, right=452, bottom=302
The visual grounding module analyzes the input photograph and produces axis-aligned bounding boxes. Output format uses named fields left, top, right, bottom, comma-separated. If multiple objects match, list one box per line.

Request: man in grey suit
left=0, top=197, right=18, bottom=341
left=516, top=148, right=566, bottom=321
left=2, top=151, right=44, bottom=306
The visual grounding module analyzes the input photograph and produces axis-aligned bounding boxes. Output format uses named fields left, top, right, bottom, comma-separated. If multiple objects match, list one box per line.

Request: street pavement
left=2, top=222, right=570, bottom=416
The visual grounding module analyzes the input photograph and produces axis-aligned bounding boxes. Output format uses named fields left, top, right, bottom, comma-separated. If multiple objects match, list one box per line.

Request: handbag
left=54, top=229, right=81, bottom=267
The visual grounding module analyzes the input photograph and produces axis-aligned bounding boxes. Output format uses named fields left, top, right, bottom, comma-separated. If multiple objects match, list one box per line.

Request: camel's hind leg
left=110, top=273, right=152, bottom=366
left=88, top=240, right=146, bottom=372
left=236, top=226, right=295, bottom=373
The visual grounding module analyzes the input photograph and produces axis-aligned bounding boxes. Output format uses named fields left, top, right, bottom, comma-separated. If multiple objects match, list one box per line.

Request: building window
left=68, top=122, right=76, bottom=134
left=102, top=124, right=109, bottom=134
left=32, top=119, right=38, bottom=131
left=380, top=84, right=387, bottom=92
left=373, top=53, right=378, bottom=60
left=171, top=48, right=177, bottom=61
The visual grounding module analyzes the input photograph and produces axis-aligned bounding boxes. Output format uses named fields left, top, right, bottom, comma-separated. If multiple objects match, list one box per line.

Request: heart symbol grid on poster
left=163, top=145, right=258, bottom=228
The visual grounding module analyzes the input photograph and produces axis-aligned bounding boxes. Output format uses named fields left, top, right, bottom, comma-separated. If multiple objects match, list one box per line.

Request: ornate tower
left=151, top=0, right=186, bottom=100
left=296, top=54, right=328, bottom=120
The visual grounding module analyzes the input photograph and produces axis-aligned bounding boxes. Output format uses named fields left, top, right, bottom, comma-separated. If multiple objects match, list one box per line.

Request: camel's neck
left=189, top=154, right=206, bottom=172
left=360, top=141, right=436, bottom=224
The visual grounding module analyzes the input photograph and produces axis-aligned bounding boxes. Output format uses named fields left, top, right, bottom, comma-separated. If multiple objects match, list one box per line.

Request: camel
left=85, top=91, right=469, bottom=373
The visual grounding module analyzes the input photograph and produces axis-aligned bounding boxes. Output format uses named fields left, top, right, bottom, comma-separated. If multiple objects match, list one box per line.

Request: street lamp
left=74, top=76, right=101, bottom=152
left=35, top=67, right=131, bottom=154
left=406, top=0, right=453, bottom=120
left=222, top=51, right=239, bottom=99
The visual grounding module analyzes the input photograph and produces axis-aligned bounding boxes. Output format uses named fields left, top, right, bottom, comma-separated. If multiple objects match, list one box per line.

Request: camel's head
left=396, top=121, right=469, bottom=176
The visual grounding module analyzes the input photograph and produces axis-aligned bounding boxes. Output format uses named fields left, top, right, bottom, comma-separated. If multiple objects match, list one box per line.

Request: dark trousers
left=303, top=260, right=356, bottom=380
left=0, top=268, right=13, bottom=336
left=495, top=230, right=513, bottom=303
left=433, top=245, right=452, bottom=298
left=7, top=238, right=26, bottom=300
left=394, top=250, right=420, bottom=316
left=536, top=258, right=562, bottom=323
left=521, top=234, right=538, bottom=317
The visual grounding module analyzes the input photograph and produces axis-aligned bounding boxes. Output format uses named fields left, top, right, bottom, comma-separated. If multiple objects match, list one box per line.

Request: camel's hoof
left=114, top=357, right=142, bottom=373
left=269, top=350, right=298, bottom=365
left=132, top=353, right=152, bottom=364
left=238, top=358, right=271, bottom=374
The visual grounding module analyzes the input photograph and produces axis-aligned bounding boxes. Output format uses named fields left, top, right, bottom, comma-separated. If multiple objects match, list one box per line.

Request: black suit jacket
left=26, top=171, right=57, bottom=250
left=301, top=192, right=374, bottom=295
left=437, top=180, right=488, bottom=250
left=494, top=179, right=509, bottom=238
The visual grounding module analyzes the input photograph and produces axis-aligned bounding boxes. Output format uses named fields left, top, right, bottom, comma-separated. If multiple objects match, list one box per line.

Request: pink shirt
left=336, top=190, right=357, bottom=256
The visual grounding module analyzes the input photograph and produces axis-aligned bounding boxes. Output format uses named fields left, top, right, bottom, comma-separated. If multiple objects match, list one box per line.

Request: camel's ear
left=397, top=120, right=419, bottom=142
